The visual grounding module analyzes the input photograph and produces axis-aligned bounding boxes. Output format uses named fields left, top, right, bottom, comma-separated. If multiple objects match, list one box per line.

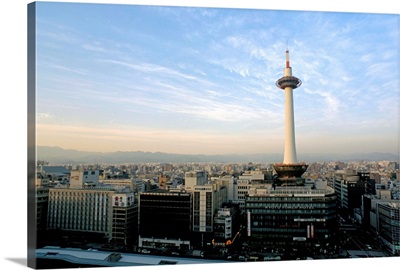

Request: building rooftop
left=41, top=166, right=70, bottom=174
left=37, top=247, right=226, bottom=267
left=248, top=185, right=335, bottom=197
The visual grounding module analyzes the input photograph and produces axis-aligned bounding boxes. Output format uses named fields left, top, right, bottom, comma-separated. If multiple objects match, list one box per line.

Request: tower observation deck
left=273, top=50, right=308, bottom=184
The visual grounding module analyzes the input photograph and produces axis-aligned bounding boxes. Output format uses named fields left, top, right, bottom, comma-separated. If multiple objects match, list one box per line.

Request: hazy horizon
left=35, top=3, right=399, bottom=156
left=36, top=145, right=399, bottom=165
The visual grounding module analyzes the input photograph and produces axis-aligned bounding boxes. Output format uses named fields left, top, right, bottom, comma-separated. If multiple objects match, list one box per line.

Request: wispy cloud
left=35, top=5, right=398, bottom=154
left=100, top=59, right=212, bottom=86
left=37, top=113, right=55, bottom=120
left=53, top=64, right=87, bottom=75
left=81, top=43, right=108, bottom=53
left=303, top=88, right=341, bottom=115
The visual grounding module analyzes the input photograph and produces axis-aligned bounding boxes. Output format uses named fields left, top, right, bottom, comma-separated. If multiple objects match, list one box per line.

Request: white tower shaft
left=275, top=50, right=302, bottom=164
left=284, top=85, right=297, bottom=164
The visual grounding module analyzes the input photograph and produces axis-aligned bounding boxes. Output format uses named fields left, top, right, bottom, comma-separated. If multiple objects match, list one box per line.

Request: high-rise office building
left=138, top=190, right=192, bottom=251
left=191, top=180, right=227, bottom=248
left=245, top=182, right=337, bottom=254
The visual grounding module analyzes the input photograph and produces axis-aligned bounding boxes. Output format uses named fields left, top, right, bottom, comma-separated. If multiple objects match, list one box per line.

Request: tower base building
left=245, top=182, right=337, bottom=257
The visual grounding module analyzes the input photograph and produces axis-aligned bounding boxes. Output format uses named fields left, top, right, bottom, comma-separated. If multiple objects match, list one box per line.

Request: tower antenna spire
left=285, top=48, right=290, bottom=68
left=285, top=40, right=290, bottom=68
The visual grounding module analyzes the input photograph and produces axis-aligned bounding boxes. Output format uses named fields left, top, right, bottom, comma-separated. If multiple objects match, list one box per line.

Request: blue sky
left=35, top=2, right=398, bottom=156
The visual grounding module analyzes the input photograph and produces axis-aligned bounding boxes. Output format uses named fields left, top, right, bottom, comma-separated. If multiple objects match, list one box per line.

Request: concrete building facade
left=245, top=183, right=337, bottom=255
left=47, top=187, right=114, bottom=238
left=377, top=202, right=400, bottom=255
left=70, top=169, right=100, bottom=188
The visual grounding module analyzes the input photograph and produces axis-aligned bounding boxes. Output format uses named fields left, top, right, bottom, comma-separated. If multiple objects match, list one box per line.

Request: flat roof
left=37, top=247, right=227, bottom=267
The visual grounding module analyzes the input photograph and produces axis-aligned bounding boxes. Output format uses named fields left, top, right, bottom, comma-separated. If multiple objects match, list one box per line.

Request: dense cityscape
left=34, top=158, right=400, bottom=268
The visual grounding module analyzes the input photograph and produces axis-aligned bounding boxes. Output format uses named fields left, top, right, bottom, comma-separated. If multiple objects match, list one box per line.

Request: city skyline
left=35, top=2, right=398, bottom=157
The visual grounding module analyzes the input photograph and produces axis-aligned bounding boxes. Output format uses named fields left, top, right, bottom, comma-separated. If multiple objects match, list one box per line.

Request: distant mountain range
left=36, top=146, right=399, bottom=164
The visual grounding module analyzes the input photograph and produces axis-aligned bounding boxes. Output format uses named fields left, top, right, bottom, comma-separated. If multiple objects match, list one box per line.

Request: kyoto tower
left=273, top=50, right=308, bottom=185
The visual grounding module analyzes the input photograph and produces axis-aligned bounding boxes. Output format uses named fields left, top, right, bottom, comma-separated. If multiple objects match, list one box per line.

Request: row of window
left=251, top=227, right=306, bottom=233
left=48, top=207, right=108, bottom=214
left=246, top=202, right=334, bottom=208
left=51, top=196, right=109, bottom=201
left=48, top=223, right=107, bottom=232
left=50, top=202, right=109, bottom=207
left=249, top=209, right=333, bottom=214
left=247, top=196, right=335, bottom=202
left=50, top=192, right=109, bottom=197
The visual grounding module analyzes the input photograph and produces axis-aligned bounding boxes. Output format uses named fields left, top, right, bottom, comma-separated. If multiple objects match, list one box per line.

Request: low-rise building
left=213, top=203, right=241, bottom=247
